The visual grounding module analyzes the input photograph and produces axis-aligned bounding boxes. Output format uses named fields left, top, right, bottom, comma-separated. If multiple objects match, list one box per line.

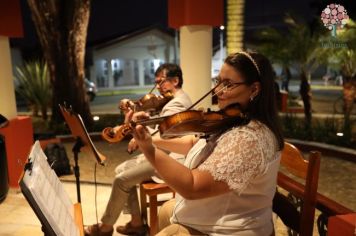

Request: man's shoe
left=116, top=222, right=147, bottom=235
left=84, top=224, right=113, bottom=236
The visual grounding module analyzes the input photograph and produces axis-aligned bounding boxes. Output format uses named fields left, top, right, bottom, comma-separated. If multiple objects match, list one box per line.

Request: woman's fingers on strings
left=132, top=125, right=149, bottom=141
left=136, top=125, right=146, bottom=140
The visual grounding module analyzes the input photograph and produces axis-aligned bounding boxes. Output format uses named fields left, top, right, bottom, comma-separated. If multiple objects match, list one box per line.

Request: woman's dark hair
left=224, top=52, right=284, bottom=150
left=155, top=63, right=183, bottom=88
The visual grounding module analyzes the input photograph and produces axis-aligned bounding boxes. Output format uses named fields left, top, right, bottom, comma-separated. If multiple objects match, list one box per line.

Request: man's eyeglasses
left=155, top=76, right=172, bottom=86
left=213, top=77, right=246, bottom=91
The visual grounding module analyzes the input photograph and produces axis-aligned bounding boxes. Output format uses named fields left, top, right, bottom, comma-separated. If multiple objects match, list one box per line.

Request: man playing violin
left=125, top=51, right=284, bottom=235
left=85, top=63, right=192, bottom=236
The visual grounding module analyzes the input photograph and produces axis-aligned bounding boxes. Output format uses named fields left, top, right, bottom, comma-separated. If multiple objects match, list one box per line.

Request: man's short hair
left=155, top=63, right=183, bottom=88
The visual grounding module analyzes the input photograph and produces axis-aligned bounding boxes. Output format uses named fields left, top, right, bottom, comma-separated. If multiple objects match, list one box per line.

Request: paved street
left=88, top=79, right=350, bottom=115
left=16, top=79, right=355, bottom=115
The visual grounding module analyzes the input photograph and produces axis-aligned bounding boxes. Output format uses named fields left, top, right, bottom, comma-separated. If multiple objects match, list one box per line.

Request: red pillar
left=168, top=0, right=223, bottom=29
left=0, top=117, right=33, bottom=188
left=0, top=0, right=23, bottom=37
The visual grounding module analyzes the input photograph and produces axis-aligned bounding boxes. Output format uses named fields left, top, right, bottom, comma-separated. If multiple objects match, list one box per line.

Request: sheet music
left=22, top=141, right=79, bottom=236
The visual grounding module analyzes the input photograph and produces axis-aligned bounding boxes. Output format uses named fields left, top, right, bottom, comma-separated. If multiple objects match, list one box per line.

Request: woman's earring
left=250, top=96, right=254, bottom=102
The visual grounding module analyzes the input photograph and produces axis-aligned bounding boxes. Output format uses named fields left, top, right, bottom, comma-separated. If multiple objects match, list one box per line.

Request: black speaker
left=0, top=136, right=9, bottom=203
left=0, top=114, right=8, bottom=128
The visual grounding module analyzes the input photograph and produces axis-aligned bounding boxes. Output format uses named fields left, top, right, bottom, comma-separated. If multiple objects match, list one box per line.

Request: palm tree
left=15, top=61, right=51, bottom=120
left=320, top=19, right=356, bottom=142
left=322, top=19, right=356, bottom=116
left=257, top=15, right=325, bottom=127
left=226, top=0, right=245, bottom=54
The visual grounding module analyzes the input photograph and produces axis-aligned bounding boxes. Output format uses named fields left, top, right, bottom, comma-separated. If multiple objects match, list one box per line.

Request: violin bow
left=186, top=82, right=222, bottom=110
left=147, top=83, right=156, bottom=94
left=148, top=82, right=224, bottom=137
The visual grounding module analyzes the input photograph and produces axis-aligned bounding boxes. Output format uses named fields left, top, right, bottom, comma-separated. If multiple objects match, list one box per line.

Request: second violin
left=119, top=92, right=173, bottom=115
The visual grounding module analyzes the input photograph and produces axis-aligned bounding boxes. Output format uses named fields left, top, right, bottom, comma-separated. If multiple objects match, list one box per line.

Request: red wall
left=168, top=0, right=223, bottom=29
left=0, top=0, right=23, bottom=37
left=0, top=116, right=33, bottom=188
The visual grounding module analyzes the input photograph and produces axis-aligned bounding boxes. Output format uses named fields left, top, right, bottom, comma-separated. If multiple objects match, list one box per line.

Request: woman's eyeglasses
left=213, top=77, right=246, bottom=92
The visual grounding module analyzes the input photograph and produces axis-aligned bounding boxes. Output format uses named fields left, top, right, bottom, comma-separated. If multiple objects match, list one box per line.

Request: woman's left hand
left=127, top=138, right=139, bottom=154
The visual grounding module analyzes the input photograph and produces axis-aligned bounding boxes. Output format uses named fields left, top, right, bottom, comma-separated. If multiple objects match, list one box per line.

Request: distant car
left=85, top=79, right=97, bottom=101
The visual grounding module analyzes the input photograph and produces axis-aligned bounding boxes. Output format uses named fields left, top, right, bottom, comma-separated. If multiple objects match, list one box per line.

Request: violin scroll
left=101, top=116, right=163, bottom=143
left=102, top=125, right=131, bottom=143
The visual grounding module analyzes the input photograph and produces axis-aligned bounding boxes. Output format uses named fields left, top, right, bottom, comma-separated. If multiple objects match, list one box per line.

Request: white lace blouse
left=171, top=120, right=281, bottom=236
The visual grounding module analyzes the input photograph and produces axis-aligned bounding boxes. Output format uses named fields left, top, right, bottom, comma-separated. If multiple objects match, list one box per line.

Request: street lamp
left=219, top=25, right=225, bottom=67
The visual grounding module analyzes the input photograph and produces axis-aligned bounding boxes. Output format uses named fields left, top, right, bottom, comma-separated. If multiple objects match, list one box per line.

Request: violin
left=102, top=81, right=248, bottom=143
left=119, top=92, right=173, bottom=115
left=101, top=105, right=249, bottom=143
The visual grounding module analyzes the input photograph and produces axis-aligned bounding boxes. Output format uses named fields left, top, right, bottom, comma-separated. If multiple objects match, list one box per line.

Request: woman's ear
left=251, top=82, right=261, bottom=97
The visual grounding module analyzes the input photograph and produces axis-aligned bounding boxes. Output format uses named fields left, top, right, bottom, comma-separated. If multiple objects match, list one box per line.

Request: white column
left=0, top=36, right=17, bottom=119
left=138, top=59, right=144, bottom=86
left=174, top=30, right=179, bottom=64
left=220, top=25, right=225, bottom=68
left=108, top=58, right=114, bottom=88
left=90, top=65, right=96, bottom=85
left=180, top=25, right=212, bottom=109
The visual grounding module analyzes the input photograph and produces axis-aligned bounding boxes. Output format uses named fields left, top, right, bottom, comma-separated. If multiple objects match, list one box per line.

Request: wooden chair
left=139, top=181, right=175, bottom=236
left=273, top=142, right=321, bottom=236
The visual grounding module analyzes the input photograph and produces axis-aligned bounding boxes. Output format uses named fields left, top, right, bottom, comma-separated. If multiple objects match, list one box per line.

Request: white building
left=90, top=27, right=177, bottom=91
left=89, top=26, right=225, bottom=92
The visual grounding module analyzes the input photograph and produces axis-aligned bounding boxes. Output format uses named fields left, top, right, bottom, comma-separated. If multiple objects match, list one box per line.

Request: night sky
left=10, top=0, right=356, bottom=56
left=87, top=0, right=168, bottom=44
left=11, top=0, right=169, bottom=49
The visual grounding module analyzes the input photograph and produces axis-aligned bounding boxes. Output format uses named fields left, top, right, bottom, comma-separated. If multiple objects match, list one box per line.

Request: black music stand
left=59, top=104, right=106, bottom=203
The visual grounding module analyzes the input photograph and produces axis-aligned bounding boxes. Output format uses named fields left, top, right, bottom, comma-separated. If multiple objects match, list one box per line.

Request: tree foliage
left=320, top=19, right=356, bottom=122
left=321, top=19, right=356, bottom=79
left=256, top=14, right=327, bottom=127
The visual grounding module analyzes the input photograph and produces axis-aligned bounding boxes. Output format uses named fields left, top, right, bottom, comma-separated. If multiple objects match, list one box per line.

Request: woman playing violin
left=128, top=51, right=284, bottom=235
left=85, top=63, right=192, bottom=236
